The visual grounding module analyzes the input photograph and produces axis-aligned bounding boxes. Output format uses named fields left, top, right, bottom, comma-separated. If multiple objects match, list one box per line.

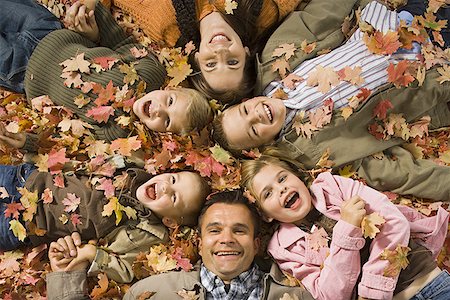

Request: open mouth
left=146, top=183, right=157, bottom=200
left=210, top=33, right=230, bottom=44
left=263, top=104, right=273, bottom=122
left=143, top=100, right=152, bottom=117
left=284, top=192, right=299, bottom=208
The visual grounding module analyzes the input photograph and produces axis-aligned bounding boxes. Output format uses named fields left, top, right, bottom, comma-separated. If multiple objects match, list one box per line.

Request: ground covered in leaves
left=0, top=0, right=449, bottom=298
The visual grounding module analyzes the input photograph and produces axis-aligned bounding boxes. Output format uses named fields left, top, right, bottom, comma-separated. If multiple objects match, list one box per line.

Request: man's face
left=198, top=203, right=260, bottom=283
left=221, top=97, right=286, bottom=150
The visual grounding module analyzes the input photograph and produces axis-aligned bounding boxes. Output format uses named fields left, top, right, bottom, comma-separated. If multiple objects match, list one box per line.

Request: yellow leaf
left=272, top=59, right=290, bottom=78
left=167, top=62, right=192, bottom=87
left=279, top=293, right=299, bottom=300
left=272, top=43, right=296, bottom=60
left=59, top=214, right=69, bottom=224
left=416, top=66, right=426, bottom=86
left=306, top=65, right=340, bottom=93
left=340, top=106, right=353, bottom=121
left=224, top=0, right=237, bottom=14
left=402, top=143, right=424, bottom=160
left=437, top=65, right=450, bottom=84
left=18, top=187, right=39, bottom=222
left=9, top=219, right=27, bottom=241
left=338, top=165, right=356, bottom=178
left=380, top=244, right=411, bottom=277
left=439, top=150, right=450, bottom=164
left=300, top=40, right=316, bottom=54
left=316, top=149, right=334, bottom=168
left=210, top=144, right=233, bottom=164
left=361, top=212, right=386, bottom=239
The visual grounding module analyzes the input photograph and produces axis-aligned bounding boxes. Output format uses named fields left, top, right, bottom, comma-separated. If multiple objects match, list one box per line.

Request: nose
left=219, top=228, right=236, bottom=244
left=247, top=109, right=262, bottom=123
left=159, top=181, right=172, bottom=195
left=279, top=186, right=287, bottom=197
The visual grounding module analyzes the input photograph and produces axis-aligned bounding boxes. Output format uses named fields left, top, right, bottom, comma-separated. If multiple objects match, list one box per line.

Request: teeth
left=284, top=193, right=298, bottom=208
left=211, top=35, right=228, bottom=42
left=263, top=104, right=273, bottom=122
left=216, top=251, right=239, bottom=256
left=155, top=183, right=158, bottom=198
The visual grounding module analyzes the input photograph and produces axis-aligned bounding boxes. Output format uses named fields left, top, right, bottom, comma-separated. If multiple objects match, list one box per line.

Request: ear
left=194, top=51, right=200, bottom=63
left=162, top=217, right=179, bottom=229
left=244, top=46, right=250, bottom=56
left=254, top=237, right=261, bottom=253
left=262, top=215, right=274, bottom=223
left=198, top=237, right=203, bottom=257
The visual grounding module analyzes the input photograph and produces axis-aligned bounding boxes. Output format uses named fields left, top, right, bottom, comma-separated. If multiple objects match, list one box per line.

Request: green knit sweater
left=24, top=3, right=166, bottom=148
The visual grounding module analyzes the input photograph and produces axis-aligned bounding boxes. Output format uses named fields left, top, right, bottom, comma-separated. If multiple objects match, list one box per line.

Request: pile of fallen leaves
left=0, top=0, right=449, bottom=298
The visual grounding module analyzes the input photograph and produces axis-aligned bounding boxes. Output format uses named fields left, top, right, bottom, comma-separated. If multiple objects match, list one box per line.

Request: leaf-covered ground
left=0, top=0, right=449, bottom=298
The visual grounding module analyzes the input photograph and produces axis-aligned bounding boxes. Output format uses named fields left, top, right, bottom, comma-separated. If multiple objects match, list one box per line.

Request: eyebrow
left=259, top=170, right=284, bottom=200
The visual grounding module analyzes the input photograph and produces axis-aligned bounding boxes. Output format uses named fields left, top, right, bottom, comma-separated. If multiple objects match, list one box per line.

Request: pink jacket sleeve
left=310, top=173, right=410, bottom=299
left=268, top=220, right=366, bottom=300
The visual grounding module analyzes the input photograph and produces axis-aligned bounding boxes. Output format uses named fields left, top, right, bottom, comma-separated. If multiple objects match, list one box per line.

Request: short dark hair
left=197, top=189, right=261, bottom=237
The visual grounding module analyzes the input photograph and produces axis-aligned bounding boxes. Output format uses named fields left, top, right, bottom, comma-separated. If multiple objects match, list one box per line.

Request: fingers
left=65, top=1, right=82, bottom=27
left=56, top=235, right=78, bottom=258
left=71, top=232, right=82, bottom=247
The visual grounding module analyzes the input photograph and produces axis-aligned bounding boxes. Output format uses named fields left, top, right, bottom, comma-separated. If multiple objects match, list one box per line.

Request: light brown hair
left=181, top=88, right=214, bottom=134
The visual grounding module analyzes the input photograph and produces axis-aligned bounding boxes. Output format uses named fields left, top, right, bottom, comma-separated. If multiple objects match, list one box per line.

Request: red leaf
left=92, top=57, right=118, bottom=70
left=93, top=81, right=116, bottom=106
left=387, top=61, right=415, bottom=88
left=110, top=136, right=142, bottom=156
left=373, top=99, right=393, bottom=120
left=48, top=148, right=70, bottom=174
left=86, top=106, right=115, bottom=123
left=70, top=213, right=83, bottom=226
left=4, top=202, right=25, bottom=219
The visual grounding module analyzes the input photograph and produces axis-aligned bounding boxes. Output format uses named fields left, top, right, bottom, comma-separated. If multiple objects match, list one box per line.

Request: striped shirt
left=264, top=1, right=411, bottom=131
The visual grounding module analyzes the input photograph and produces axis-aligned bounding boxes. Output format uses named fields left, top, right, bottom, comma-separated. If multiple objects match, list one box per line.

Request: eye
left=243, top=105, right=248, bottom=115
left=278, top=174, right=287, bottom=183
left=168, top=96, right=174, bottom=106
left=228, top=59, right=238, bottom=65
left=209, top=228, right=220, bottom=234
left=251, top=126, right=258, bottom=136
left=263, top=190, right=272, bottom=200
left=171, top=194, right=177, bottom=203
left=170, top=175, right=176, bottom=184
left=206, top=62, right=216, bottom=68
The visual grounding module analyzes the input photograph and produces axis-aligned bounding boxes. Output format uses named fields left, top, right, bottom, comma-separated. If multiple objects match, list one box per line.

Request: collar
left=200, top=263, right=263, bottom=293
left=275, top=223, right=309, bottom=248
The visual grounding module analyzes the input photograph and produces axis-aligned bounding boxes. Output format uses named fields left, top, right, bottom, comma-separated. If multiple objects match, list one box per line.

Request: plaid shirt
left=200, top=263, right=264, bottom=300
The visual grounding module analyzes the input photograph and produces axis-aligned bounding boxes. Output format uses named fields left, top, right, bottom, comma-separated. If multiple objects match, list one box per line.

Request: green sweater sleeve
left=255, top=0, right=359, bottom=93
left=94, top=2, right=134, bottom=50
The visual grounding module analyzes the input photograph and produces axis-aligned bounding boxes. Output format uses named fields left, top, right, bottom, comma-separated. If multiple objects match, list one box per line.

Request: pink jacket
left=267, top=172, right=449, bottom=300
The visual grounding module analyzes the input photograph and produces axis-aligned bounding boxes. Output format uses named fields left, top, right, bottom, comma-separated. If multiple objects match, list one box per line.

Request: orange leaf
left=373, top=99, right=393, bottom=120
left=387, top=61, right=415, bottom=88
left=93, top=81, right=116, bottom=106
left=272, top=43, right=296, bottom=60
left=86, top=105, right=115, bottom=123
left=110, top=136, right=142, bottom=156
left=90, top=273, right=109, bottom=299
left=272, top=59, right=290, bottom=78
left=337, top=66, right=365, bottom=86
left=300, top=40, right=316, bottom=54
left=380, top=244, right=411, bottom=277
left=271, top=88, right=289, bottom=100
left=281, top=73, right=304, bottom=90
left=306, top=65, right=339, bottom=93
left=363, top=30, right=402, bottom=55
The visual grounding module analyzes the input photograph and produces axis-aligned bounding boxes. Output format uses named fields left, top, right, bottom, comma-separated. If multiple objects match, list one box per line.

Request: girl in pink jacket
left=241, top=148, right=450, bottom=300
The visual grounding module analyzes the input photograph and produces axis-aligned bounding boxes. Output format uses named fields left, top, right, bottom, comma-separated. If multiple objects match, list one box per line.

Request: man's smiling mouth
left=263, top=104, right=273, bottom=122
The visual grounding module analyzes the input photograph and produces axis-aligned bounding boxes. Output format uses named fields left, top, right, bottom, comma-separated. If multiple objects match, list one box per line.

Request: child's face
left=221, top=97, right=286, bottom=150
left=251, top=164, right=312, bottom=224
left=133, top=89, right=190, bottom=133
left=136, top=171, right=203, bottom=219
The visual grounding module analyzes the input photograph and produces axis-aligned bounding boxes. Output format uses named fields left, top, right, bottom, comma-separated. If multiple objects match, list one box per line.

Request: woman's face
left=196, top=12, right=249, bottom=93
left=251, top=164, right=312, bottom=224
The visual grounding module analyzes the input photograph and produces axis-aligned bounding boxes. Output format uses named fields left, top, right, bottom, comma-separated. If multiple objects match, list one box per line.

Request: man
left=46, top=190, right=314, bottom=300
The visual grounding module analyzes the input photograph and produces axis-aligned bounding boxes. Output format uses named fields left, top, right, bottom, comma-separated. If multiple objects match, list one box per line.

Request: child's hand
left=49, top=242, right=76, bottom=272
left=340, top=196, right=366, bottom=228
left=0, top=123, right=26, bottom=149
left=52, top=232, right=83, bottom=258
left=65, top=1, right=99, bottom=42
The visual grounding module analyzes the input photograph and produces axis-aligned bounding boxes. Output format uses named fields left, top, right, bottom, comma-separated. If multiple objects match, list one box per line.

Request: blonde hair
left=178, top=172, right=211, bottom=226
left=179, top=88, right=213, bottom=134
left=240, top=146, right=308, bottom=206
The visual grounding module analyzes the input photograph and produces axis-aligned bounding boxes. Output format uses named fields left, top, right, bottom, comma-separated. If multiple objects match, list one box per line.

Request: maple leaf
left=0, top=250, right=23, bottom=277
left=363, top=30, right=402, bottom=55
left=96, top=178, right=116, bottom=198
left=272, top=59, right=290, bottom=78
left=90, top=273, right=109, bottom=299
left=210, top=144, right=233, bottom=164
left=130, top=46, right=149, bottom=58
left=373, top=99, right=393, bottom=120
left=47, top=148, right=70, bottom=174
left=177, top=288, right=200, bottom=300
left=30, top=95, right=54, bottom=112
left=60, top=53, right=91, bottom=73
left=437, top=65, right=450, bottom=84
left=224, top=0, right=238, bottom=14
left=172, top=247, right=193, bottom=272
left=58, top=118, right=93, bottom=137
left=387, top=61, right=415, bottom=88
left=146, top=245, right=178, bottom=273
left=361, top=212, right=386, bottom=238
left=417, top=12, right=448, bottom=31
left=337, top=66, right=365, bottom=86
left=184, top=41, right=196, bottom=55
left=9, top=220, right=27, bottom=241
left=309, top=99, right=334, bottom=128
left=81, top=81, right=94, bottom=93
left=62, top=193, right=81, bottom=213
left=4, top=202, right=25, bottom=219
left=92, top=56, right=118, bottom=70
left=59, top=214, right=69, bottom=224
left=167, top=62, right=192, bottom=87
left=102, top=196, right=129, bottom=225
left=93, top=81, right=116, bottom=106
left=341, top=106, right=354, bottom=121
left=402, top=142, right=425, bottom=160
left=306, top=65, right=340, bottom=93
left=415, top=66, right=426, bottom=86
left=271, top=88, right=289, bottom=100
left=307, top=227, right=329, bottom=250
left=70, top=213, right=83, bottom=227
left=300, top=40, right=316, bottom=54
left=272, top=43, right=296, bottom=60
left=86, top=139, right=111, bottom=158
left=439, top=150, right=450, bottom=164
left=42, top=188, right=54, bottom=204
left=74, top=94, right=91, bottom=108
left=53, top=173, right=65, bottom=188
left=433, top=31, right=445, bottom=47
left=86, top=105, right=115, bottom=123
left=338, top=165, right=356, bottom=178
left=137, top=291, right=156, bottom=300
left=61, top=71, right=83, bottom=88
left=0, top=186, right=9, bottom=199
left=316, top=149, right=334, bottom=168
left=119, top=62, right=140, bottom=85
left=409, top=115, right=430, bottom=138
left=110, top=135, right=142, bottom=156
left=18, top=187, right=38, bottom=222
left=380, top=244, right=411, bottom=277
left=281, top=73, right=304, bottom=90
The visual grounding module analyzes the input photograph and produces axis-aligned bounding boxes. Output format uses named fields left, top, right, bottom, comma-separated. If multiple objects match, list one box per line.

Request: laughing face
left=198, top=203, right=259, bottom=283
left=135, top=171, right=204, bottom=220
left=251, top=164, right=312, bottom=224
left=196, top=12, right=249, bottom=93
left=221, top=96, right=286, bottom=150
left=133, top=89, right=190, bottom=133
